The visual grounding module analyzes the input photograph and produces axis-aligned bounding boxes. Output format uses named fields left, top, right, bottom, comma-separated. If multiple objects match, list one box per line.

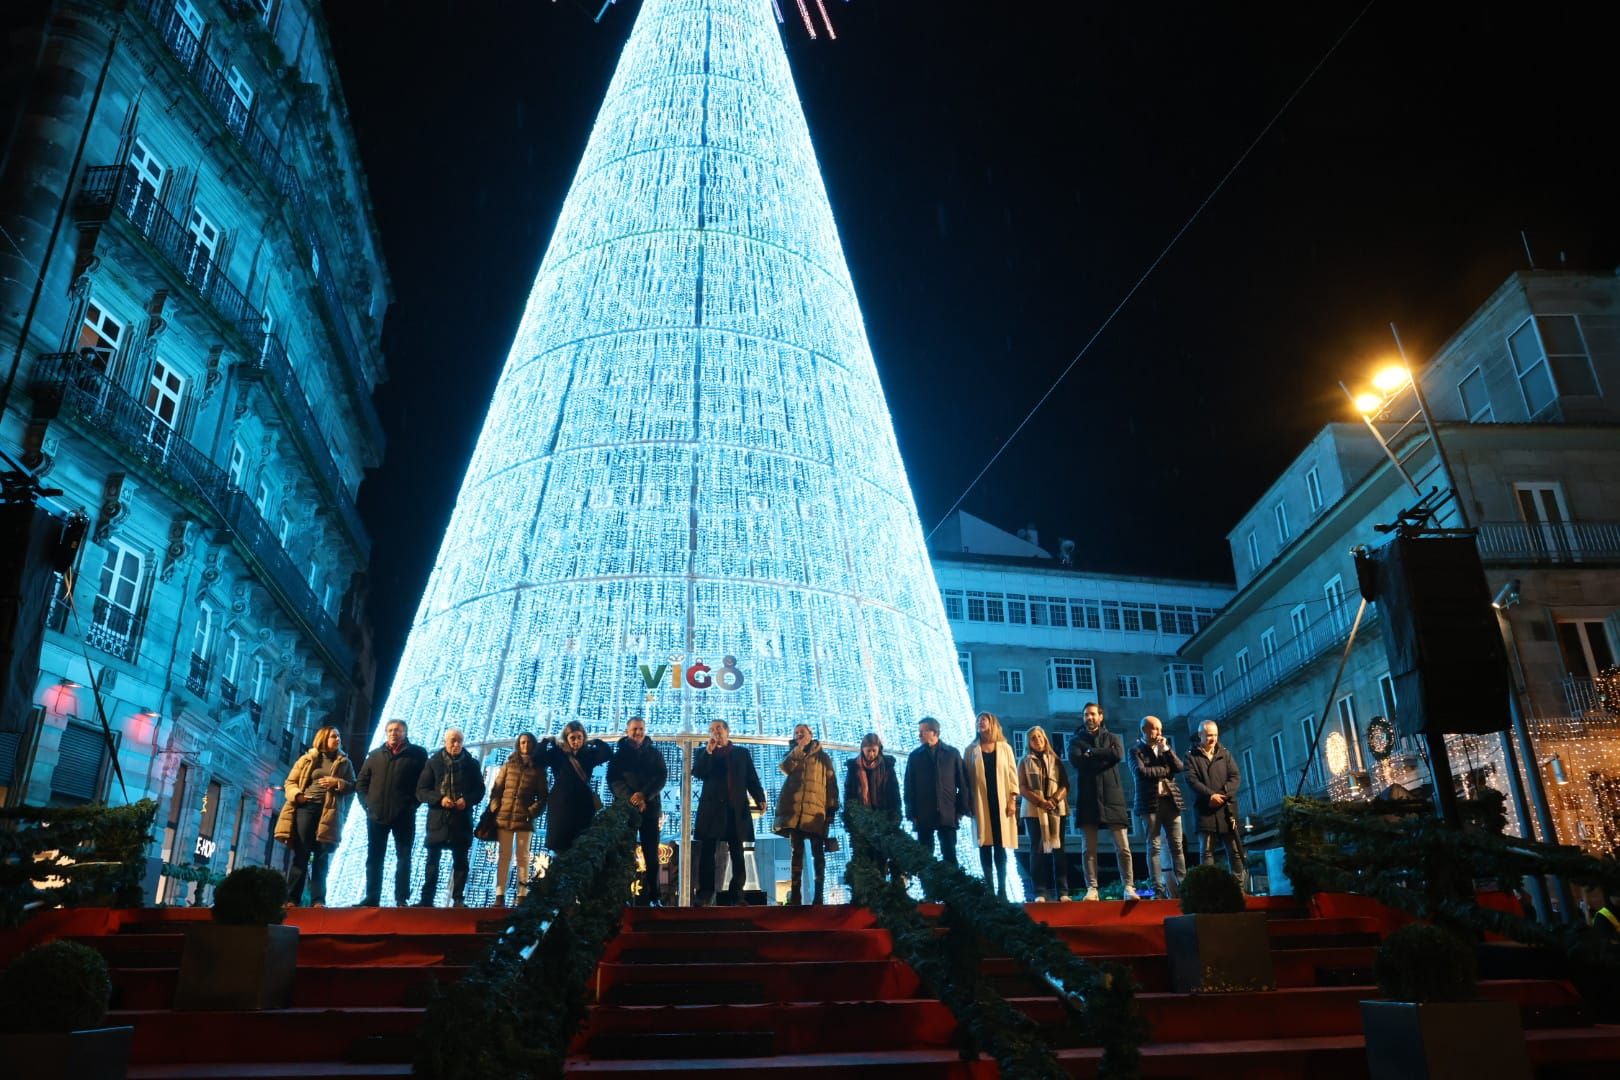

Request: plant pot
left=0, top=1025, right=133, bottom=1080
left=174, top=923, right=299, bottom=1010
left=1163, top=911, right=1275, bottom=993
left=1360, top=999, right=1531, bottom=1080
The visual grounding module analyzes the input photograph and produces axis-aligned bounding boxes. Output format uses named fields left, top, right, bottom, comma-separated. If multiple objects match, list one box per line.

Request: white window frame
left=1336, top=693, right=1364, bottom=773
left=251, top=656, right=269, bottom=705
left=1324, top=574, right=1348, bottom=632
left=1507, top=316, right=1559, bottom=416
left=278, top=513, right=292, bottom=546
left=1242, top=748, right=1256, bottom=788
left=1305, top=466, right=1324, bottom=514
left=254, top=479, right=272, bottom=516
left=96, top=541, right=143, bottom=613
left=174, top=0, right=206, bottom=37
left=1047, top=656, right=1097, bottom=693
left=1117, top=673, right=1141, bottom=699
left=1235, top=647, right=1251, bottom=677
left=1457, top=365, right=1493, bottom=422
left=1274, top=501, right=1291, bottom=544
left=997, top=669, right=1024, bottom=695
left=224, top=631, right=243, bottom=684
left=192, top=602, right=215, bottom=659
left=1245, top=530, right=1261, bottom=573
left=1211, top=666, right=1225, bottom=693
left=1164, top=663, right=1206, bottom=697
left=143, top=358, right=185, bottom=429
left=228, top=441, right=246, bottom=487
left=1270, top=732, right=1286, bottom=779
left=1260, top=627, right=1278, bottom=659
left=957, top=649, right=973, bottom=698
left=79, top=301, right=125, bottom=370
left=225, top=65, right=255, bottom=109
left=1378, top=672, right=1398, bottom=729
left=942, top=589, right=964, bottom=621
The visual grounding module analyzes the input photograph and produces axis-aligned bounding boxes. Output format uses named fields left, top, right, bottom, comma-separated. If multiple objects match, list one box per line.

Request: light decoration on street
left=327, top=0, right=977, bottom=906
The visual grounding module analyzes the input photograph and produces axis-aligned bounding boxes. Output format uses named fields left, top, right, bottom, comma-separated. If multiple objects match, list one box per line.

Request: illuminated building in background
left=329, top=0, right=974, bottom=904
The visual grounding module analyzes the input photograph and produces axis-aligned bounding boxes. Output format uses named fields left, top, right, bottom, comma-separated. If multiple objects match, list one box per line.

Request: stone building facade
left=0, top=0, right=389, bottom=899
left=1180, top=271, right=1620, bottom=863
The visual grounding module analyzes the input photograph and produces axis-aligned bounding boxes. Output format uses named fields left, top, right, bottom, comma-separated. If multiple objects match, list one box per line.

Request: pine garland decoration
left=845, top=805, right=1145, bottom=1079
left=413, top=799, right=640, bottom=1079
left=0, top=799, right=157, bottom=926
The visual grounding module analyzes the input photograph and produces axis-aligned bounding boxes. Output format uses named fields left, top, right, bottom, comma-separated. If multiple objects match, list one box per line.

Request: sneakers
left=1059, top=894, right=1074, bottom=902
left=1082, top=887, right=1100, bottom=901
left=1122, top=886, right=1140, bottom=901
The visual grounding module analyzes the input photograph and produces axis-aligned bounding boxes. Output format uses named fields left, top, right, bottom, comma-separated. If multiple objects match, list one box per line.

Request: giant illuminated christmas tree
left=328, top=0, right=976, bottom=904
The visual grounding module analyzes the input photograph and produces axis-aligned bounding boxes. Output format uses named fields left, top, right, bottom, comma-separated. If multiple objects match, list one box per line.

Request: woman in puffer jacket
left=774, top=723, right=840, bottom=905
left=488, top=732, right=548, bottom=906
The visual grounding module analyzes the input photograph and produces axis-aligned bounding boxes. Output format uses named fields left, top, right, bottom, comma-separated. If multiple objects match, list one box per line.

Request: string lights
left=327, top=0, right=974, bottom=905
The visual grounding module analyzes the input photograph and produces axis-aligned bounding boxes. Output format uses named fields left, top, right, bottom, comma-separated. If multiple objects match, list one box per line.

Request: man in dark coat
left=608, top=715, right=668, bottom=905
left=414, top=728, right=485, bottom=907
left=904, top=716, right=969, bottom=866
left=1130, top=715, right=1187, bottom=897
left=1185, top=720, right=1244, bottom=884
left=354, top=718, right=429, bottom=906
left=691, top=719, right=766, bottom=905
left=1069, top=702, right=1136, bottom=899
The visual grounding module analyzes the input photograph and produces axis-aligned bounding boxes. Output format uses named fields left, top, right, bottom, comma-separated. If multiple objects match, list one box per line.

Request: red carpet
left=1, top=896, right=1615, bottom=1077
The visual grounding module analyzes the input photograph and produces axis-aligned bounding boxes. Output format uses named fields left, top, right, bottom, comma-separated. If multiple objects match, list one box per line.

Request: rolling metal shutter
left=51, top=722, right=106, bottom=802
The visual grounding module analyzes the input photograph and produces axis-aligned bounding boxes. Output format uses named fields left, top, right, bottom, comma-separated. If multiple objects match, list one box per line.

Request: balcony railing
left=186, top=652, right=211, bottom=696
left=221, top=678, right=239, bottom=706
left=126, top=0, right=385, bottom=456
left=87, top=597, right=138, bottom=662
left=1476, top=520, right=1620, bottom=565
left=28, top=351, right=354, bottom=678
left=79, top=165, right=263, bottom=330
left=1561, top=676, right=1617, bottom=718
left=248, top=700, right=263, bottom=731
left=237, top=328, right=370, bottom=556
left=1189, top=599, right=1378, bottom=727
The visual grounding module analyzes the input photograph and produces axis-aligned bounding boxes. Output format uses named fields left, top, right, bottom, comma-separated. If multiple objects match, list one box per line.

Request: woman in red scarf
left=843, top=733, right=902, bottom=886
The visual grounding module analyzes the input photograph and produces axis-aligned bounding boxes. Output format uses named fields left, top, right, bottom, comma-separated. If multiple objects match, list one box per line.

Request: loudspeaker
left=1365, top=536, right=1510, bottom=737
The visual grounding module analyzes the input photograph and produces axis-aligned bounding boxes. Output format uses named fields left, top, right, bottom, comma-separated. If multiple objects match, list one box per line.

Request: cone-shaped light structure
left=329, top=0, right=976, bottom=905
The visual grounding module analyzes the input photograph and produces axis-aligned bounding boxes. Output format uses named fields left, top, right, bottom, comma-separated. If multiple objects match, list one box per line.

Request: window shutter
left=51, top=723, right=108, bottom=802
left=0, top=732, right=22, bottom=789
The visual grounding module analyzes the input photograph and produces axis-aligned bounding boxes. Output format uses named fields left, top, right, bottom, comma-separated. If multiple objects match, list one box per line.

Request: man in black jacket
left=415, top=728, right=485, bottom=908
left=1186, top=720, right=1244, bottom=887
left=353, top=719, right=428, bottom=906
left=905, top=717, right=969, bottom=866
left=608, top=715, right=667, bottom=906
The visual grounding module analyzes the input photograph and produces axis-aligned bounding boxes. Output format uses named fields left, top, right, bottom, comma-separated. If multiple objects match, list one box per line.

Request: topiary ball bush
left=0, top=940, right=111, bottom=1033
left=1179, top=863, right=1246, bottom=914
left=1375, top=923, right=1477, bottom=1003
left=212, top=866, right=289, bottom=925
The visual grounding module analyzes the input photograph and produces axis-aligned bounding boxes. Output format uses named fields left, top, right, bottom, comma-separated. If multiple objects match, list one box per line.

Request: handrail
left=1190, top=599, right=1379, bottom=726
left=1476, top=520, right=1620, bottom=564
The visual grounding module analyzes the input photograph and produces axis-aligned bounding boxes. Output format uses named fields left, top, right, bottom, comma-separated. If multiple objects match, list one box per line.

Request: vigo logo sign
left=638, top=655, right=746, bottom=693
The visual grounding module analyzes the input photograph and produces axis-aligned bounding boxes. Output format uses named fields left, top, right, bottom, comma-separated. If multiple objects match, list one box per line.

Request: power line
left=926, top=0, right=1379, bottom=540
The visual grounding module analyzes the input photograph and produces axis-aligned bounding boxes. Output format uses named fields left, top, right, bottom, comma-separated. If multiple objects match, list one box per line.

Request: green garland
left=413, top=799, right=640, bottom=1079
left=0, top=800, right=157, bottom=927
left=845, top=806, right=1145, bottom=1079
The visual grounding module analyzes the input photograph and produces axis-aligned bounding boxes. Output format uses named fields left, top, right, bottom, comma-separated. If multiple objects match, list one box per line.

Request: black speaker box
left=1367, top=536, right=1510, bottom=737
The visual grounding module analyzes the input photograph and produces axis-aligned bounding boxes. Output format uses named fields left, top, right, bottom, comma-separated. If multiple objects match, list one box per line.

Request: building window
left=78, top=301, right=125, bottom=371
left=192, top=602, right=215, bottom=659
left=1274, top=501, right=1291, bottom=544
left=1117, top=674, right=1141, bottom=699
left=1211, top=666, right=1225, bottom=693
left=998, top=669, right=1024, bottom=695
left=253, top=0, right=275, bottom=26
left=1305, top=466, right=1324, bottom=514
left=88, top=542, right=142, bottom=660
left=957, top=650, right=973, bottom=696
left=1075, top=599, right=1101, bottom=630
left=174, top=0, right=206, bottom=37
left=251, top=656, right=269, bottom=705
left=278, top=513, right=292, bottom=546
left=1507, top=318, right=1558, bottom=414
left=1122, top=603, right=1142, bottom=633
left=1242, top=749, right=1256, bottom=788
left=228, top=441, right=246, bottom=487
left=1004, top=594, right=1027, bottom=624
left=1245, top=530, right=1261, bottom=573
left=1335, top=694, right=1365, bottom=773
left=1270, top=733, right=1286, bottom=779
left=127, top=140, right=166, bottom=222
left=1260, top=627, right=1278, bottom=659
left=306, top=558, right=319, bottom=590
left=985, top=593, right=1006, bottom=623
left=1100, top=600, right=1120, bottom=631
left=965, top=591, right=986, bottom=621
left=223, top=631, right=243, bottom=699
left=322, top=582, right=335, bottom=614
left=1538, top=315, right=1600, bottom=395
left=1235, top=648, right=1251, bottom=677
left=942, top=589, right=964, bottom=621
left=1378, top=673, right=1398, bottom=728
left=1324, top=575, right=1348, bottom=631
left=1164, top=663, right=1206, bottom=697
left=1556, top=618, right=1616, bottom=680
left=1196, top=607, right=1218, bottom=630
left=226, top=65, right=254, bottom=109
left=254, top=479, right=271, bottom=516
left=143, top=359, right=185, bottom=429
left=1048, top=657, right=1097, bottom=693
left=1457, top=366, right=1493, bottom=422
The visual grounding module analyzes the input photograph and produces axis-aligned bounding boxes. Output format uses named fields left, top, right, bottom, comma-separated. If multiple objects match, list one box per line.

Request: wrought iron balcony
left=237, top=328, right=370, bottom=557
left=248, top=700, right=263, bottom=731
left=186, top=652, right=212, bottom=696
left=1560, top=675, right=1617, bottom=718
left=126, top=0, right=385, bottom=456
left=1476, top=521, right=1620, bottom=566
left=28, top=351, right=355, bottom=678
left=1189, top=599, right=1379, bottom=728
left=78, top=165, right=263, bottom=330
left=87, top=597, right=138, bottom=663
left=221, top=678, right=239, bottom=706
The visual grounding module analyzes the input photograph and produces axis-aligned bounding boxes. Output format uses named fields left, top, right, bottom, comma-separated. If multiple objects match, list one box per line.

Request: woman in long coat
left=692, top=719, right=767, bottom=904
left=1069, top=702, right=1136, bottom=900
left=539, top=720, right=612, bottom=854
left=963, top=711, right=1019, bottom=899
left=276, top=725, right=355, bottom=906
left=488, top=732, right=548, bottom=905
left=774, top=723, right=840, bottom=905
left=1018, top=725, right=1072, bottom=901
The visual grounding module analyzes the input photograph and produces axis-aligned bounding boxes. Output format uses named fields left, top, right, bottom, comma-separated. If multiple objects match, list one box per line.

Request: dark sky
left=325, top=1, right=1618, bottom=688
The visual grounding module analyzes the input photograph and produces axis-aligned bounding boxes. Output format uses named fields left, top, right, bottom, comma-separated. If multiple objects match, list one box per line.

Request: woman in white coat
left=963, top=711, right=1020, bottom=899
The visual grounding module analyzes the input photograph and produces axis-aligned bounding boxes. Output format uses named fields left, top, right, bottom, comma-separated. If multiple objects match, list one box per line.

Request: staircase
left=3, top=896, right=1617, bottom=1077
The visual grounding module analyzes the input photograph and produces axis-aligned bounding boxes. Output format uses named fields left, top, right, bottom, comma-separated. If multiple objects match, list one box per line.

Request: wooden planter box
left=1360, top=999, right=1530, bottom=1080
left=1164, top=911, right=1275, bottom=993
left=0, top=1025, right=132, bottom=1079
left=174, top=923, right=299, bottom=1010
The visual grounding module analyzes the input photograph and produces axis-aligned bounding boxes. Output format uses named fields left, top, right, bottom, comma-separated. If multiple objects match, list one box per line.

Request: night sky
left=325, top=1, right=1618, bottom=689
